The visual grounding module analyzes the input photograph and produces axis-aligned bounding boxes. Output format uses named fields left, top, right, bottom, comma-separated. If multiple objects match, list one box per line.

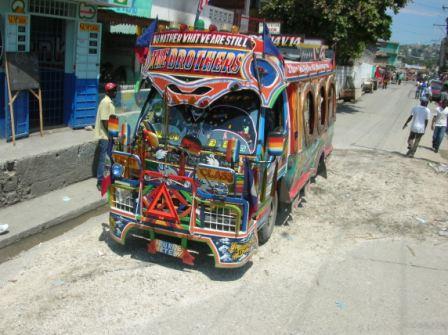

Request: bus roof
left=141, top=30, right=334, bottom=108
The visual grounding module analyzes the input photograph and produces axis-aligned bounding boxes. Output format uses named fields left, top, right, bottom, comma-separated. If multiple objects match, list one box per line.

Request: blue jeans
left=432, top=126, right=446, bottom=150
left=97, top=139, right=109, bottom=185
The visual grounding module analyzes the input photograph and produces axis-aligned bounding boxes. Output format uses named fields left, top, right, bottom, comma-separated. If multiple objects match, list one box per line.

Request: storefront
left=97, top=1, right=233, bottom=117
left=97, top=8, right=153, bottom=117
left=0, top=0, right=237, bottom=140
left=0, top=0, right=124, bottom=140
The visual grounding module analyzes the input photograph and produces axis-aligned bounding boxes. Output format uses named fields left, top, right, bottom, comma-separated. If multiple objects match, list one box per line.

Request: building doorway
left=29, top=16, right=65, bottom=129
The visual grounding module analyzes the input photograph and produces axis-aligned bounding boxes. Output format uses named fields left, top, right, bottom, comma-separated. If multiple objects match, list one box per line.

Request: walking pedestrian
left=402, top=96, right=431, bottom=158
left=382, top=72, right=389, bottom=89
left=94, top=82, right=117, bottom=191
left=420, top=81, right=430, bottom=100
left=415, top=81, right=421, bottom=99
left=432, top=98, right=448, bottom=153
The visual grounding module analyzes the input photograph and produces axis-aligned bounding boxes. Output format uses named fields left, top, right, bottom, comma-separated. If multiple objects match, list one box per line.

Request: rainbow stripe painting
left=234, top=177, right=244, bottom=194
left=108, top=116, right=119, bottom=138
left=120, top=122, right=131, bottom=146
left=267, top=135, right=285, bottom=156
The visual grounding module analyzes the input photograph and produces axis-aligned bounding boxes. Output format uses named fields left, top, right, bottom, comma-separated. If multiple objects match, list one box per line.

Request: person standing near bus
left=402, top=96, right=431, bottom=158
left=94, top=82, right=117, bottom=190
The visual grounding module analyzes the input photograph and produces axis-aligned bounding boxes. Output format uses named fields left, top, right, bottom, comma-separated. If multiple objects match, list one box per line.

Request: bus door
left=302, top=88, right=319, bottom=171
left=260, top=90, right=289, bottom=201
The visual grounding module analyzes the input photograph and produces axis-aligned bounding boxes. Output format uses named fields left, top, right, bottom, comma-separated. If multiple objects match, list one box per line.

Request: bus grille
left=112, top=187, right=136, bottom=213
left=199, top=204, right=239, bottom=232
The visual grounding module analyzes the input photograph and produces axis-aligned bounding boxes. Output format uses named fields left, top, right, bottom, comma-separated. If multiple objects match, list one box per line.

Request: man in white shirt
left=431, top=99, right=448, bottom=153
left=95, top=82, right=117, bottom=190
left=402, top=97, right=431, bottom=158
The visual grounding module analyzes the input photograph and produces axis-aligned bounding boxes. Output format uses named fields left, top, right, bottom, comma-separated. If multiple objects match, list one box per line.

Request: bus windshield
left=139, top=91, right=259, bottom=155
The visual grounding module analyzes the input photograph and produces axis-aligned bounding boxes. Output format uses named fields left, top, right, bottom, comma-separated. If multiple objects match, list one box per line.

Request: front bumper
left=109, top=212, right=258, bottom=268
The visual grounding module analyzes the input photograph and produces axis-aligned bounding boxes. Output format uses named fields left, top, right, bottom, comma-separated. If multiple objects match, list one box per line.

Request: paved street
left=335, top=82, right=448, bottom=161
left=0, top=83, right=447, bottom=335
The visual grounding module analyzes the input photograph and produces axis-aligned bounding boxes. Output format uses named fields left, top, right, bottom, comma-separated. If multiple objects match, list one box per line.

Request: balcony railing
left=234, top=13, right=269, bottom=34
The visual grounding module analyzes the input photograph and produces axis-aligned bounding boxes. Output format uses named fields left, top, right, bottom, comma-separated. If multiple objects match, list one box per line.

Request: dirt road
left=0, top=84, right=447, bottom=335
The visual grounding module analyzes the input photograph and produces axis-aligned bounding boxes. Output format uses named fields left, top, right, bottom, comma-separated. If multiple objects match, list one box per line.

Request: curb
left=0, top=198, right=107, bottom=250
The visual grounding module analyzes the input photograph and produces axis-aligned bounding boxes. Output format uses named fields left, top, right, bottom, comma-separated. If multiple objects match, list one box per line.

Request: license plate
left=155, top=240, right=183, bottom=258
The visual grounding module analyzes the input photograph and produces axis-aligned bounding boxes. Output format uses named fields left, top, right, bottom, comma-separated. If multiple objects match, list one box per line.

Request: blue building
left=0, top=0, right=244, bottom=141
left=0, top=0, right=125, bottom=140
left=375, top=40, right=400, bottom=67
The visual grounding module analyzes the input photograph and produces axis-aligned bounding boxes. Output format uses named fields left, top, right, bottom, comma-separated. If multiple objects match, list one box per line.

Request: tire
left=258, top=193, right=278, bottom=245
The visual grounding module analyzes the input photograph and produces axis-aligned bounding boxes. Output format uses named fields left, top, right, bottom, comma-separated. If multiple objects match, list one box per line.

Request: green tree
left=261, top=0, right=409, bottom=64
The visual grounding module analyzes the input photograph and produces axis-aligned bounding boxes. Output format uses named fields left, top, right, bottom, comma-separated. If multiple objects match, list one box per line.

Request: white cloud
left=400, top=7, right=441, bottom=17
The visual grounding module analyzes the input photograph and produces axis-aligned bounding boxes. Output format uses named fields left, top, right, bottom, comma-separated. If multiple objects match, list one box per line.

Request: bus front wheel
left=258, top=193, right=278, bottom=245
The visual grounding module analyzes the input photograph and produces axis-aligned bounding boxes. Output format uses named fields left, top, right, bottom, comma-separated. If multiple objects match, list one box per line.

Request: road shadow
left=419, top=145, right=435, bottom=153
left=440, top=148, right=448, bottom=160
left=99, top=223, right=252, bottom=281
left=349, top=145, right=447, bottom=165
left=336, top=102, right=363, bottom=114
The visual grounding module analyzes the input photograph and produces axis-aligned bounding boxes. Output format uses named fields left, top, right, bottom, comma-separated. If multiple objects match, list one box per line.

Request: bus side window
left=264, top=94, right=286, bottom=154
left=265, top=108, right=276, bottom=135
left=268, top=94, right=284, bottom=132
left=319, top=87, right=327, bottom=130
left=304, top=92, right=314, bottom=136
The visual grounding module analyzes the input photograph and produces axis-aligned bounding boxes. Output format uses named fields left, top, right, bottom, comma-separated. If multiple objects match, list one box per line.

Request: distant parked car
left=362, top=80, right=374, bottom=93
left=340, top=75, right=356, bottom=102
left=429, top=80, right=442, bottom=102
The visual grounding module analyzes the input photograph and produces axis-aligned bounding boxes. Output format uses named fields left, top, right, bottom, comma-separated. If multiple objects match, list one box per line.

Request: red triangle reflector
left=145, top=183, right=179, bottom=223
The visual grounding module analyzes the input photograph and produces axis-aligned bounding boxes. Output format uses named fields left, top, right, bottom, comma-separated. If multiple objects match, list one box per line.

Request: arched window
left=303, top=92, right=315, bottom=135
left=319, top=87, right=327, bottom=127
left=328, top=85, right=336, bottom=122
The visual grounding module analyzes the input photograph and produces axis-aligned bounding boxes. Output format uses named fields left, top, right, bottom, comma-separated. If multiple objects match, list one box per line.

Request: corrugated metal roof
left=110, top=24, right=138, bottom=35
left=72, top=0, right=128, bottom=8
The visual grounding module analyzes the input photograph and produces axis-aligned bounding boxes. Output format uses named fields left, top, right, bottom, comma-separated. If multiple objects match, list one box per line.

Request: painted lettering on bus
left=229, top=242, right=250, bottom=260
left=153, top=32, right=250, bottom=49
left=197, top=167, right=234, bottom=185
left=148, top=47, right=246, bottom=76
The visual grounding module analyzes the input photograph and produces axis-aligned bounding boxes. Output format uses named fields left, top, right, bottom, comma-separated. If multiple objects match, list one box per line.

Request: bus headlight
left=112, top=163, right=124, bottom=179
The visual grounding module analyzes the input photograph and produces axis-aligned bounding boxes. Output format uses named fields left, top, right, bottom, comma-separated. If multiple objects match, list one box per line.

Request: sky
left=391, top=0, right=447, bottom=45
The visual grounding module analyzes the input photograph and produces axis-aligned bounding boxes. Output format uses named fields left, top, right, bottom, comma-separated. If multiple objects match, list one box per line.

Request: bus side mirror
left=267, top=131, right=287, bottom=156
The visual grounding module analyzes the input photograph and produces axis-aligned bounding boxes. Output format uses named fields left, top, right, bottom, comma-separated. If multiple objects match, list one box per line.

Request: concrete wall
left=336, top=63, right=374, bottom=100
left=336, top=66, right=354, bottom=96
left=0, top=141, right=98, bottom=208
left=152, top=0, right=233, bottom=30
left=354, top=63, right=374, bottom=88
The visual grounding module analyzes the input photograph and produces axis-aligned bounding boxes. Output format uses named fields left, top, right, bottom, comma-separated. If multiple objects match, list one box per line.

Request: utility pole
left=437, top=7, right=448, bottom=73
left=443, top=6, right=448, bottom=35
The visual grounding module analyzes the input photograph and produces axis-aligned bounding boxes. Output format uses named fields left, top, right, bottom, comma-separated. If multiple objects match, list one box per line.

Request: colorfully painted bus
left=106, top=28, right=336, bottom=268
